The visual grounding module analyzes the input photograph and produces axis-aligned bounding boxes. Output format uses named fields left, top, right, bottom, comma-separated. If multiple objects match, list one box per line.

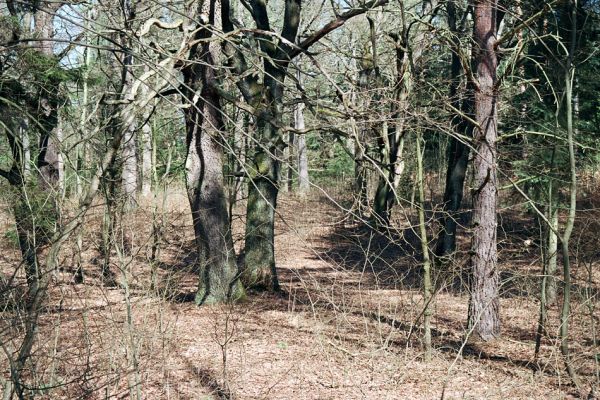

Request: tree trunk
left=184, top=0, right=244, bottom=304
left=35, top=8, right=62, bottom=193
left=416, top=130, right=433, bottom=361
left=243, top=117, right=281, bottom=291
left=559, top=0, right=580, bottom=387
left=467, top=0, right=501, bottom=342
left=140, top=83, right=153, bottom=197
left=546, top=188, right=558, bottom=305
left=121, top=72, right=138, bottom=208
left=295, top=68, right=309, bottom=194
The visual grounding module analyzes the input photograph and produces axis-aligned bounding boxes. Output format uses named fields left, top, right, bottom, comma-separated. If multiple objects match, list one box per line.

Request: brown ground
left=0, top=187, right=599, bottom=399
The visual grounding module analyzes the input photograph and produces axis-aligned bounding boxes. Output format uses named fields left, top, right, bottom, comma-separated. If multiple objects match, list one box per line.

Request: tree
left=182, top=0, right=245, bottom=304
left=466, top=0, right=501, bottom=341
left=219, top=0, right=390, bottom=291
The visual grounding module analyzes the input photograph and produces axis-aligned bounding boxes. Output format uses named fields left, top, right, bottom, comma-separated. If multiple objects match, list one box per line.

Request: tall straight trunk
left=416, top=130, right=433, bottom=360
left=74, top=24, right=92, bottom=282
left=184, top=0, right=244, bottom=304
left=297, top=133, right=308, bottom=193
left=295, top=68, right=309, bottom=194
left=559, top=0, right=580, bottom=387
left=8, top=4, right=63, bottom=289
left=436, top=0, right=472, bottom=259
left=467, top=0, right=501, bottom=342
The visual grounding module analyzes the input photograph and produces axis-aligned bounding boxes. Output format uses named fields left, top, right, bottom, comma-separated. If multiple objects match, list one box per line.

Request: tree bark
left=183, top=0, right=244, bottom=304
left=243, top=115, right=281, bottom=291
left=140, top=103, right=152, bottom=196
left=467, top=0, right=501, bottom=342
left=295, top=67, right=309, bottom=194
left=120, top=34, right=138, bottom=208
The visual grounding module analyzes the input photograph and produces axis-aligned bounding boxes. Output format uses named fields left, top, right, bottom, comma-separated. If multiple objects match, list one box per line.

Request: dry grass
left=0, top=187, right=598, bottom=399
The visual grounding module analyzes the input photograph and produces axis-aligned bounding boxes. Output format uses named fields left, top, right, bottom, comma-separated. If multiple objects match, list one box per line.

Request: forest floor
left=1, top=187, right=600, bottom=399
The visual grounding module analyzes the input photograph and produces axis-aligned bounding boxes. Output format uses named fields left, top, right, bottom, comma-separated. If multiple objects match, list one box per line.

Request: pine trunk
left=467, top=0, right=501, bottom=342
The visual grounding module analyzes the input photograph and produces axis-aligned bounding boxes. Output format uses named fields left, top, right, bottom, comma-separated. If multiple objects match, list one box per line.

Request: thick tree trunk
left=184, top=0, right=244, bottom=304
left=467, top=0, right=501, bottom=342
left=243, top=117, right=281, bottom=291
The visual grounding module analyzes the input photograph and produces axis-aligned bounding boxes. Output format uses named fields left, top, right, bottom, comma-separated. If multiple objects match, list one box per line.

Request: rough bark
left=238, top=0, right=301, bottom=291
left=184, top=0, right=244, bottom=304
left=243, top=118, right=281, bottom=291
left=467, top=0, right=501, bottom=342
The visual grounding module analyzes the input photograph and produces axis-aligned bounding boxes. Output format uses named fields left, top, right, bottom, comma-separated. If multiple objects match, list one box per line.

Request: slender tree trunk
left=354, top=131, right=369, bottom=218
left=74, top=27, right=92, bottom=283
left=416, top=130, right=433, bottom=360
left=467, top=0, right=501, bottom=342
left=559, top=1, right=580, bottom=386
left=546, top=186, right=558, bottom=305
left=295, top=68, right=309, bottom=194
